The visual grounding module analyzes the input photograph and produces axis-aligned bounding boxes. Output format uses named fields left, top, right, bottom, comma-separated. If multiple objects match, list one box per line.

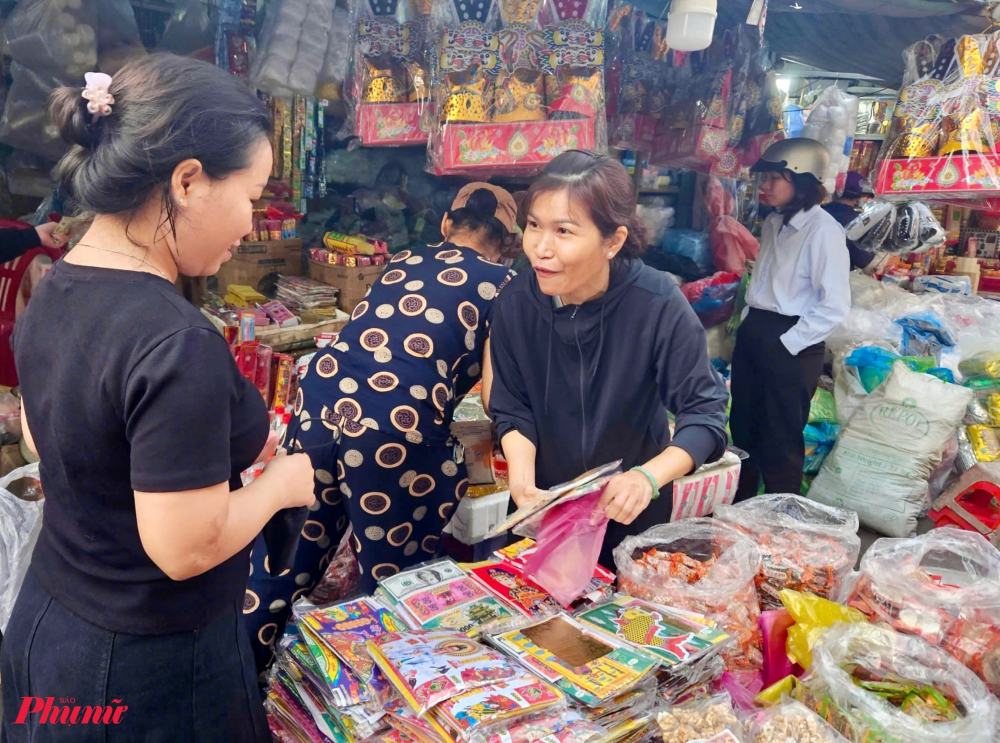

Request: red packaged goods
left=237, top=340, right=260, bottom=382
left=715, top=494, right=861, bottom=612
left=844, top=529, right=1000, bottom=695
left=255, top=344, right=274, bottom=401
left=613, top=518, right=763, bottom=672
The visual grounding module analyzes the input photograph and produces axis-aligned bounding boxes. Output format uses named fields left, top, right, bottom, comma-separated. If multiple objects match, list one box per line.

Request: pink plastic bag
left=522, top=490, right=609, bottom=607
left=704, top=177, right=759, bottom=274
left=759, top=609, right=798, bottom=687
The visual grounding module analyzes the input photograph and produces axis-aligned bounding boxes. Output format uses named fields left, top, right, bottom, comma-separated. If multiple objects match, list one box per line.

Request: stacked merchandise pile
left=311, top=233, right=391, bottom=268
left=276, top=276, right=342, bottom=316
left=264, top=545, right=731, bottom=743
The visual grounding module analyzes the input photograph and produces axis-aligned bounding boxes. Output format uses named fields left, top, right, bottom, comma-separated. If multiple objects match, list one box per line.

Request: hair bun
left=464, top=188, right=499, bottom=222
left=49, top=85, right=103, bottom=149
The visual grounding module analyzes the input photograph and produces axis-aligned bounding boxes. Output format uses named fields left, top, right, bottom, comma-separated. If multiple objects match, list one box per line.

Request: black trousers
left=730, top=308, right=825, bottom=501
left=1, top=569, right=269, bottom=743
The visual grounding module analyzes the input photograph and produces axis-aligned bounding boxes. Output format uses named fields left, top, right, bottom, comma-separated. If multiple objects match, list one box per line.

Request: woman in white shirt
left=731, top=138, right=851, bottom=501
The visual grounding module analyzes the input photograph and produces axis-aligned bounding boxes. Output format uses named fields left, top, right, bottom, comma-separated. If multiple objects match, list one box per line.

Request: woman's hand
left=253, top=431, right=279, bottom=465
left=35, top=221, right=67, bottom=249
left=510, top=483, right=548, bottom=510
left=261, top=451, right=316, bottom=510
left=598, top=471, right=655, bottom=525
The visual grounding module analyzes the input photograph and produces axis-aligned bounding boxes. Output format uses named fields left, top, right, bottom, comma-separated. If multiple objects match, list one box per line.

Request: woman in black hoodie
left=483, top=151, right=729, bottom=569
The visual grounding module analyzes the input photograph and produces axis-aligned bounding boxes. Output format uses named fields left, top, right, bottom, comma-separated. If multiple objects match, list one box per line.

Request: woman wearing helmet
left=731, top=137, right=851, bottom=501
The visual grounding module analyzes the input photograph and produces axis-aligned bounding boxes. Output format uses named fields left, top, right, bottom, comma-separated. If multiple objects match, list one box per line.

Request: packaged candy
left=656, top=693, right=747, bottom=743
left=715, top=494, right=861, bottom=611
left=368, top=629, right=517, bottom=715
left=794, top=623, right=1000, bottom=743
left=745, top=700, right=849, bottom=743
left=967, top=424, right=1000, bottom=462
left=843, top=529, right=1000, bottom=696
left=614, top=519, right=763, bottom=672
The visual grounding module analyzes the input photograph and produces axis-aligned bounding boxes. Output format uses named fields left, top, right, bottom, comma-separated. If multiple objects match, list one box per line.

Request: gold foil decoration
left=441, top=71, right=491, bottom=123
left=891, top=117, right=940, bottom=158
left=620, top=80, right=647, bottom=114
left=500, top=0, right=541, bottom=25
left=363, top=58, right=407, bottom=103
left=939, top=109, right=989, bottom=155
left=407, top=61, right=431, bottom=102
left=957, top=35, right=984, bottom=78
left=493, top=69, right=545, bottom=122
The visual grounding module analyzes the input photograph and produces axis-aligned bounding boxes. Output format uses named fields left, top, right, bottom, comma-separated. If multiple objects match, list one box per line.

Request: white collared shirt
left=746, top=205, right=851, bottom=355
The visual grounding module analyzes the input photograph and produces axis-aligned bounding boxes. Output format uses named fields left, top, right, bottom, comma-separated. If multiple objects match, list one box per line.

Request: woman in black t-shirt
left=2, top=56, right=315, bottom=742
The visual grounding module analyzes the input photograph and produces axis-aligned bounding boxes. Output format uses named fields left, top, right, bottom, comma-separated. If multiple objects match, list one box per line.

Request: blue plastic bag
left=895, top=312, right=956, bottom=359
left=646, top=230, right=714, bottom=281
left=803, top=422, right=840, bottom=475
left=844, top=347, right=900, bottom=393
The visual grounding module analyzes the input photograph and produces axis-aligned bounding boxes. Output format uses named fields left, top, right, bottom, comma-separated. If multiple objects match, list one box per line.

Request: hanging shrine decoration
left=426, top=0, right=606, bottom=175
left=347, top=0, right=436, bottom=146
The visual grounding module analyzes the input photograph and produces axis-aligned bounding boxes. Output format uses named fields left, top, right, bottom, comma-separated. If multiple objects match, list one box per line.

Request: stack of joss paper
left=485, top=611, right=661, bottom=741
left=574, top=595, right=733, bottom=705
left=373, top=559, right=523, bottom=638
left=368, top=628, right=577, bottom=743
left=267, top=597, right=405, bottom=743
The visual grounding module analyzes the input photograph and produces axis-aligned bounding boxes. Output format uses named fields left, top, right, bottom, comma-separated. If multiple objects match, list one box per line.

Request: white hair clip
left=81, top=72, right=114, bottom=119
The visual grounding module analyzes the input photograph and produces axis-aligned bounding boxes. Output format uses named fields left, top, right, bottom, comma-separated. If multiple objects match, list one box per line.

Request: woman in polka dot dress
left=244, top=184, right=516, bottom=669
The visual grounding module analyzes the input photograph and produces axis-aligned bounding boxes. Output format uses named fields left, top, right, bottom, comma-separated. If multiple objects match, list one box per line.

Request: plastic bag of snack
left=614, top=519, right=762, bottom=672
left=746, top=699, right=849, bottom=743
left=715, top=494, right=860, bottom=611
left=794, top=623, right=1000, bottom=743
left=656, top=692, right=747, bottom=743
left=842, top=528, right=1000, bottom=695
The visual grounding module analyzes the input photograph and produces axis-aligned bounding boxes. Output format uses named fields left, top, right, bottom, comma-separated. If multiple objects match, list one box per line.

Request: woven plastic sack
left=841, top=528, right=1000, bottom=696
left=795, top=623, right=1000, bottom=743
left=809, top=362, right=972, bottom=538
left=715, top=494, right=860, bottom=612
left=613, top=518, right=762, bottom=672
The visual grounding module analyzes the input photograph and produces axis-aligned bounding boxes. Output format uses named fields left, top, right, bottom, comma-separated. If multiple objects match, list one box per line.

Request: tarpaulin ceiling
left=636, top=0, right=990, bottom=83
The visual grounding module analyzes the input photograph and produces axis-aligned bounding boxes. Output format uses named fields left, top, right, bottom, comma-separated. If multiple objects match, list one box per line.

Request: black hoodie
left=489, top=257, right=730, bottom=568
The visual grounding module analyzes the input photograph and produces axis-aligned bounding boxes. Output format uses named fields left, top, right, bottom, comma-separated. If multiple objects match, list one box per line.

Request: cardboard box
left=308, top=260, right=385, bottom=312
left=670, top=450, right=742, bottom=520
left=451, top=420, right=495, bottom=485
left=214, top=239, right=303, bottom=295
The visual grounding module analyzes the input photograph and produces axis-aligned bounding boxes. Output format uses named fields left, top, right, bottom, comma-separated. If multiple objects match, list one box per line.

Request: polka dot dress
left=243, top=243, right=510, bottom=671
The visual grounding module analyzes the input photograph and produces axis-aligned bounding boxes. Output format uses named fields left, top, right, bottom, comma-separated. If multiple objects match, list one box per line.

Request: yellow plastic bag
left=779, top=589, right=865, bottom=668
left=756, top=675, right=798, bottom=707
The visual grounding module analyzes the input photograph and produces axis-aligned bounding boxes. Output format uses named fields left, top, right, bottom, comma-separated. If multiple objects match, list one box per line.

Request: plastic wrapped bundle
left=656, top=693, right=746, bottom=743
left=0, top=463, right=43, bottom=634
left=250, top=0, right=337, bottom=98
left=746, top=700, right=849, bottom=743
left=614, top=518, right=763, bottom=672
left=801, top=85, right=858, bottom=194
left=794, top=623, right=1000, bottom=743
left=842, top=529, right=1000, bottom=696
left=715, top=494, right=860, bottom=612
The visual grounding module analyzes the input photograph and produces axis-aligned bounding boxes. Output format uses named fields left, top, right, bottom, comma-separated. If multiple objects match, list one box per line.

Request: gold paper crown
left=493, top=69, right=545, bottom=122
left=363, top=58, right=408, bottom=103
left=441, top=73, right=492, bottom=122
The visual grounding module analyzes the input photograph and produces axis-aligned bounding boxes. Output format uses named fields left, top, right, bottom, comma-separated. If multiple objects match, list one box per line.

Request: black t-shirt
left=14, top=260, right=269, bottom=635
